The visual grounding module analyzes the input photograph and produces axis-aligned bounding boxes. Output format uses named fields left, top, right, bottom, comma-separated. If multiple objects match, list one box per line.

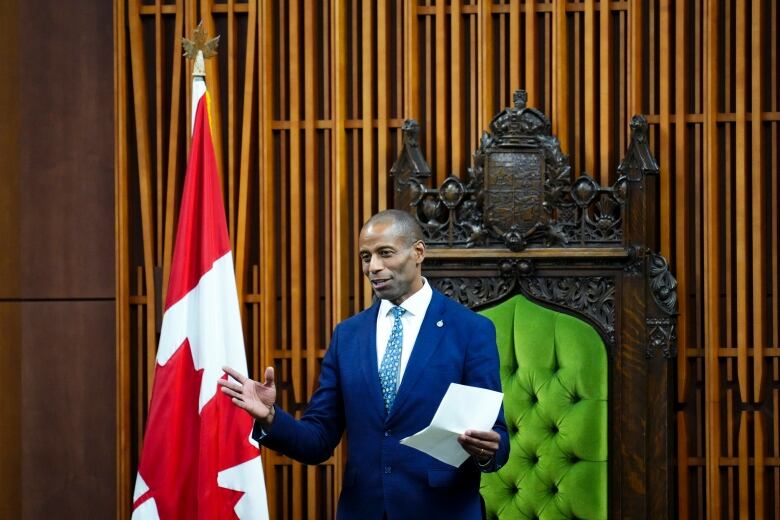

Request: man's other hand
left=457, top=429, right=500, bottom=464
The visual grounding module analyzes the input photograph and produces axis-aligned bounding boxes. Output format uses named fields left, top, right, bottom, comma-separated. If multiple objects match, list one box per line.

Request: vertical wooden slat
left=553, top=0, right=568, bottom=152
left=362, top=0, right=374, bottom=309
left=673, top=0, right=690, bottom=515
left=127, top=0, right=158, bottom=401
left=584, top=0, right=595, bottom=175
left=618, top=9, right=625, bottom=153
left=258, top=0, right=278, bottom=513
left=598, top=0, right=611, bottom=184
left=226, top=0, right=237, bottom=247
left=750, top=1, right=766, bottom=515
left=155, top=2, right=164, bottom=266
left=287, top=1, right=304, bottom=515
left=451, top=0, right=463, bottom=177
left=333, top=0, right=350, bottom=326
left=629, top=0, right=643, bottom=117
left=435, top=0, right=447, bottom=184
left=525, top=0, right=537, bottom=108
left=658, top=0, right=671, bottom=257
left=162, top=0, right=183, bottom=311
left=234, top=0, right=256, bottom=322
left=405, top=0, right=420, bottom=121
left=470, top=11, right=477, bottom=152
left=704, top=0, right=721, bottom=517
left=498, top=6, right=506, bottom=108
left=573, top=11, right=580, bottom=177
left=377, top=0, right=389, bottom=209
left=303, top=0, right=321, bottom=513
left=480, top=0, right=494, bottom=130
left=200, top=2, right=225, bottom=193
left=509, top=0, right=520, bottom=95
left=733, top=3, right=750, bottom=514
left=330, top=0, right=348, bottom=498
left=115, top=0, right=131, bottom=516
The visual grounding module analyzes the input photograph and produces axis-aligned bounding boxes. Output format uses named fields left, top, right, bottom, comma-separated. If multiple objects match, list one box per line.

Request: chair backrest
left=390, top=90, right=678, bottom=519
left=479, top=295, right=607, bottom=519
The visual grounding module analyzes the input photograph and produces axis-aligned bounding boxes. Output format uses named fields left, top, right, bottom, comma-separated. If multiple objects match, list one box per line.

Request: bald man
left=220, top=210, right=509, bottom=519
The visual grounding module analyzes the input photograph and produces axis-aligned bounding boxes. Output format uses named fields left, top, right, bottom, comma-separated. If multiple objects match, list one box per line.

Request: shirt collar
left=378, top=277, right=433, bottom=318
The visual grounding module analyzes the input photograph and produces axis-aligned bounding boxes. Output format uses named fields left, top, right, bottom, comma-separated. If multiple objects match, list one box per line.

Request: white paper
left=400, top=383, right=503, bottom=467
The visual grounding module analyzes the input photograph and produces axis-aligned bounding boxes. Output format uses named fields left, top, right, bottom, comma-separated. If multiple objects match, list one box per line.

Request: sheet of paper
left=400, top=383, right=503, bottom=467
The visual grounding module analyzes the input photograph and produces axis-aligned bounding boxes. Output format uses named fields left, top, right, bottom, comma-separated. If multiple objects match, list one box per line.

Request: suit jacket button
left=384, top=430, right=390, bottom=437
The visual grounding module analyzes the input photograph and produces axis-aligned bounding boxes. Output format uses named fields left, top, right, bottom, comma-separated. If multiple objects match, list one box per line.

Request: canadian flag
left=131, top=61, right=269, bottom=519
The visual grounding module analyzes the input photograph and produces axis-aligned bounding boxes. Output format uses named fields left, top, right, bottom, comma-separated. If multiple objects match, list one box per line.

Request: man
left=219, top=209, right=509, bottom=519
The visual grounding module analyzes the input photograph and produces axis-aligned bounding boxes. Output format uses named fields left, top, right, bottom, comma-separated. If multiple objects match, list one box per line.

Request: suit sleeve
left=252, top=326, right=346, bottom=465
left=463, top=316, right=510, bottom=472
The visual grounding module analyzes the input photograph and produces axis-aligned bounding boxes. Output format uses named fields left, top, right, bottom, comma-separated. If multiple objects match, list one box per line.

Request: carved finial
left=513, top=90, right=528, bottom=109
left=182, top=21, right=220, bottom=77
left=401, top=119, right=420, bottom=146
left=630, top=114, right=648, bottom=143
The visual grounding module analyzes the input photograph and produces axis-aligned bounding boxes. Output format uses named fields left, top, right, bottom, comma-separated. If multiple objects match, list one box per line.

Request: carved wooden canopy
left=390, top=90, right=678, bottom=518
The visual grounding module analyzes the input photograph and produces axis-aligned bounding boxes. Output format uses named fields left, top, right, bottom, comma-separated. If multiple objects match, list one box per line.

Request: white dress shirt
left=375, top=278, right=433, bottom=386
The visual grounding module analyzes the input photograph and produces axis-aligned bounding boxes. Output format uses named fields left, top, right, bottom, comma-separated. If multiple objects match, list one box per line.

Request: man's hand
left=218, top=366, right=277, bottom=427
left=457, top=429, right=500, bottom=464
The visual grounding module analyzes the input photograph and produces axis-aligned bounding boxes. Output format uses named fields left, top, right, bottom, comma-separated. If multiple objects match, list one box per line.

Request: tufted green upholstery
left=479, top=295, right=608, bottom=520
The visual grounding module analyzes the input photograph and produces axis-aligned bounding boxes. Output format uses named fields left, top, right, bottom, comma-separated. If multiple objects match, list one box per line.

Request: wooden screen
left=115, top=1, right=780, bottom=518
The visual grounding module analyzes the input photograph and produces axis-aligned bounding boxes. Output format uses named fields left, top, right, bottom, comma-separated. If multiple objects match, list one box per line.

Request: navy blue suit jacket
left=255, top=289, right=509, bottom=519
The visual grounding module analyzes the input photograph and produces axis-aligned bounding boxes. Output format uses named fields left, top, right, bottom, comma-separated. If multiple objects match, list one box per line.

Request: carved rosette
left=646, top=318, right=677, bottom=358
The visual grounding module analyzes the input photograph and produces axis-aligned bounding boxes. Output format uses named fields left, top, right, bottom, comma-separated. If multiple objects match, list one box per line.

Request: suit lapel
left=388, top=291, right=447, bottom=418
left=358, top=301, right=385, bottom=414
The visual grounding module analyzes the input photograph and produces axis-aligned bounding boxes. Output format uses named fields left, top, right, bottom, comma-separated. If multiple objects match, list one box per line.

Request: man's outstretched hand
left=218, top=366, right=277, bottom=427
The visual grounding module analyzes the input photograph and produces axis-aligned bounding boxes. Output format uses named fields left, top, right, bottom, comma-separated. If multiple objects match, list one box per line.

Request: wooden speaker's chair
left=390, top=91, right=678, bottom=519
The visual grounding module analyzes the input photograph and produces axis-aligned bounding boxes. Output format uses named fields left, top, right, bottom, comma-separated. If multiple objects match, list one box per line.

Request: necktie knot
left=391, top=306, right=406, bottom=319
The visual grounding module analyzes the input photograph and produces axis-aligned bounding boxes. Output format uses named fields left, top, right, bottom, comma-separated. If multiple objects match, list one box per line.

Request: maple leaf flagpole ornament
left=131, top=22, right=269, bottom=520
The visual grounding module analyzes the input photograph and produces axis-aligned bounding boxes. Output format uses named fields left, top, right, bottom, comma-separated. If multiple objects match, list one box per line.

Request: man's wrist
left=258, top=403, right=275, bottom=428
left=475, top=454, right=493, bottom=469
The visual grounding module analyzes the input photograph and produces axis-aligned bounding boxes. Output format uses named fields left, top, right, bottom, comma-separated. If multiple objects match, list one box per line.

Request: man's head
left=358, top=210, right=425, bottom=305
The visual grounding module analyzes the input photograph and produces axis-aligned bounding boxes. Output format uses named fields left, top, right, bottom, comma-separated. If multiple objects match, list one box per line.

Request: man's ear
left=413, top=240, right=425, bottom=265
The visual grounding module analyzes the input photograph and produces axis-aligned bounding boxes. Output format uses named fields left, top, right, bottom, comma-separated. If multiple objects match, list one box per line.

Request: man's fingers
left=458, top=432, right=499, bottom=452
left=222, top=366, right=247, bottom=384
left=263, top=366, right=275, bottom=386
left=464, top=429, right=500, bottom=442
left=217, top=378, right=244, bottom=393
left=220, top=386, right=242, bottom=400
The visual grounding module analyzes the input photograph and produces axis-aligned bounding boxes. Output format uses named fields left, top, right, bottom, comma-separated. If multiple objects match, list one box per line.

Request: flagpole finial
left=183, top=21, right=220, bottom=77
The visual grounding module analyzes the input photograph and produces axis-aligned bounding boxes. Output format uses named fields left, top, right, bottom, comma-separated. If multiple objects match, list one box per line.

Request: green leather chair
left=479, top=295, right=607, bottom=520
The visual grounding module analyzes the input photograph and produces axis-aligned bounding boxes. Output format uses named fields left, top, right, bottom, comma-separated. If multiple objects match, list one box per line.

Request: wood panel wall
left=0, top=0, right=116, bottom=518
left=115, top=0, right=780, bottom=518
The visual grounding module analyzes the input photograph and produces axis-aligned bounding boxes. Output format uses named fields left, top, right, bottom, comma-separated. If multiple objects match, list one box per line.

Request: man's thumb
left=264, top=366, right=275, bottom=386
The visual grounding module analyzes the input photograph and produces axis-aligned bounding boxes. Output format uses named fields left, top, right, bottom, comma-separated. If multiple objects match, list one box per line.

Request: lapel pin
left=436, top=320, right=444, bottom=328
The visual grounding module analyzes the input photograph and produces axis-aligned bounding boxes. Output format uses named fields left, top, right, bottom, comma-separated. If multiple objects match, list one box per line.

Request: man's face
left=358, top=220, right=425, bottom=305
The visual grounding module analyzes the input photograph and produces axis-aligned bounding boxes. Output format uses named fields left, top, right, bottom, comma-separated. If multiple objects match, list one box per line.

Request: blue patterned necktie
left=379, top=306, right=406, bottom=413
